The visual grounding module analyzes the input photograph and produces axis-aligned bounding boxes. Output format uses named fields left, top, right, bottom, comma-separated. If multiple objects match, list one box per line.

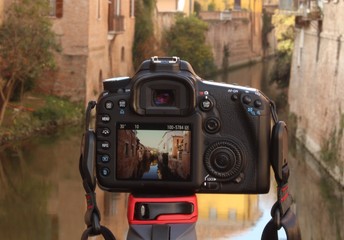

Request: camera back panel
left=95, top=57, right=271, bottom=194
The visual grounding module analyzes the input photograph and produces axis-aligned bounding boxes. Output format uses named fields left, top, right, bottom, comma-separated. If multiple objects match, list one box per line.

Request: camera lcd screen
left=116, top=123, right=192, bottom=182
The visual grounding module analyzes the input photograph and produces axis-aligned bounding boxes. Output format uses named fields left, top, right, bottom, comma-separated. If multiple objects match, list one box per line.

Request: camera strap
left=261, top=103, right=302, bottom=240
left=79, top=101, right=116, bottom=240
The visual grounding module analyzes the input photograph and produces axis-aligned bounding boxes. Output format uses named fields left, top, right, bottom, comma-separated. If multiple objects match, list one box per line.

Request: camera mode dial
left=204, top=140, right=245, bottom=181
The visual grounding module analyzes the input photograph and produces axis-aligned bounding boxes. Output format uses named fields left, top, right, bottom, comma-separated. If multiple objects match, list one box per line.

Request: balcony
left=279, top=0, right=322, bottom=19
left=108, top=15, right=125, bottom=35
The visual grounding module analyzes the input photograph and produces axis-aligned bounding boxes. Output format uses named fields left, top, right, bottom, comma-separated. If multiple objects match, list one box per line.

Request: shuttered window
left=50, top=0, right=63, bottom=18
left=56, top=0, right=63, bottom=18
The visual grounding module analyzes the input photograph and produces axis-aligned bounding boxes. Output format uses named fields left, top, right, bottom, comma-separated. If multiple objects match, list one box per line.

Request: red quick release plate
left=127, top=194, right=198, bottom=225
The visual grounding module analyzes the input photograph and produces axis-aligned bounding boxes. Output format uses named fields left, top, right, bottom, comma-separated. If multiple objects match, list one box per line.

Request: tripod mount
left=127, top=194, right=197, bottom=240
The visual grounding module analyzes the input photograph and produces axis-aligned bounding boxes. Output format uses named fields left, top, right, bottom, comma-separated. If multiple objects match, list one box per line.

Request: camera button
left=101, top=114, right=111, bottom=122
left=101, top=141, right=110, bottom=149
left=118, top=99, right=127, bottom=108
left=200, top=96, right=213, bottom=111
left=254, top=99, right=262, bottom=108
left=205, top=117, right=221, bottom=133
left=100, top=154, right=110, bottom=163
left=105, top=101, right=114, bottom=110
left=101, top=167, right=110, bottom=177
left=231, top=94, right=239, bottom=101
left=243, top=95, right=252, bottom=104
left=101, top=128, right=111, bottom=136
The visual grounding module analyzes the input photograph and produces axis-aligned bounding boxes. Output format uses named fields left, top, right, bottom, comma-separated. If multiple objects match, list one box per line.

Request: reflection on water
left=0, top=127, right=85, bottom=239
left=99, top=189, right=277, bottom=240
left=289, top=143, right=344, bottom=240
left=0, top=61, right=343, bottom=239
left=196, top=194, right=262, bottom=239
left=1, top=127, right=342, bottom=239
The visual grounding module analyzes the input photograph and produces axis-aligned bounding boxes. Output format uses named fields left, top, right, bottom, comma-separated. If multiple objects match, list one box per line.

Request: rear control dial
left=204, top=140, right=245, bottom=180
left=204, top=117, right=221, bottom=133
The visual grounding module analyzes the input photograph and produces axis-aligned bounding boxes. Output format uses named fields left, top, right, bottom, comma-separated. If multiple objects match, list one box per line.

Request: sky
left=136, top=129, right=166, bottom=148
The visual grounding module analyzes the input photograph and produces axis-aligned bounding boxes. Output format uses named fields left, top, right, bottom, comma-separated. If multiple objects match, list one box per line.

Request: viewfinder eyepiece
left=153, top=89, right=175, bottom=106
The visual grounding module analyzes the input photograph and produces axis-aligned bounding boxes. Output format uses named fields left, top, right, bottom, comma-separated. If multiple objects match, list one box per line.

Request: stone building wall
left=109, top=2, right=135, bottom=78
left=36, top=0, right=102, bottom=102
left=154, top=7, right=266, bottom=71
left=0, top=0, right=4, bottom=24
left=36, top=0, right=135, bottom=104
left=288, top=1, right=344, bottom=186
left=86, top=0, right=111, bottom=101
left=204, top=12, right=263, bottom=69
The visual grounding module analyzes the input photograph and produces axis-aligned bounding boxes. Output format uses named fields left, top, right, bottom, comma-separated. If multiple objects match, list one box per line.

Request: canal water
left=0, top=60, right=343, bottom=240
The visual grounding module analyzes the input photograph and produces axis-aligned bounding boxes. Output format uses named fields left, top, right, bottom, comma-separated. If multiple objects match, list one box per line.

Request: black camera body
left=95, top=57, right=272, bottom=194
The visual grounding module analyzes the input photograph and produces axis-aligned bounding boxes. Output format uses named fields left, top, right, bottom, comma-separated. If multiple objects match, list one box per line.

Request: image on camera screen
left=116, top=123, right=191, bottom=181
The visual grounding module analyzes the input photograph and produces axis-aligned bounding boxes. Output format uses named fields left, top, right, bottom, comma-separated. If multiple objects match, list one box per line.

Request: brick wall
left=288, top=1, right=344, bottom=186
left=204, top=12, right=263, bottom=69
left=0, top=0, right=4, bottom=24
left=36, top=0, right=135, bottom=105
left=37, top=55, right=87, bottom=101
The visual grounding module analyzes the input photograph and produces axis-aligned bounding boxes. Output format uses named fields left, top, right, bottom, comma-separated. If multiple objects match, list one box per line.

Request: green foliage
left=133, top=0, right=162, bottom=70
left=269, top=53, right=291, bottom=88
left=222, top=44, right=230, bottom=71
left=208, top=1, right=216, bottom=11
left=0, top=0, right=60, bottom=125
left=163, top=15, right=216, bottom=77
left=269, top=11, right=295, bottom=88
left=0, top=95, right=83, bottom=144
left=32, top=96, right=83, bottom=123
left=194, top=1, right=202, bottom=16
left=320, top=114, right=344, bottom=167
left=272, top=12, right=295, bottom=56
left=262, top=9, right=274, bottom=50
left=0, top=0, right=60, bottom=82
left=0, top=163, right=52, bottom=240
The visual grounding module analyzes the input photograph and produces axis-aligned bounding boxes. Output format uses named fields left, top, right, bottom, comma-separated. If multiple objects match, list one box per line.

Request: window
left=115, top=0, right=121, bottom=16
left=121, top=47, right=125, bottom=62
left=130, top=0, right=135, bottom=17
left=98, top=70, right=103, bottom=93
left=234, top=0, right=241, bottom=10
left=50, top=0, right=63, bottom=18
left=131, top=145, right=135, bottom=157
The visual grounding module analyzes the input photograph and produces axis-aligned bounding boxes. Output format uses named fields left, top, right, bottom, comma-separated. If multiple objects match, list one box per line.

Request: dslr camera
left=95, top=56, right=272, bottom=194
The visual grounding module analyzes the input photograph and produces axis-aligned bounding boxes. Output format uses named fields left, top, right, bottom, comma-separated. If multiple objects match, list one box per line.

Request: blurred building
left=117, top=129, right=139, bottom=179
left=196, top=193, right=261, bottom=238
left=37, top=0, right=135, bottom=104
left=287, top=0, right=344, bottom=186
left=0, top=0, right=4, bottom=24
left=158, top=131, right=191, bottom=179
left=198, top=0, right=264, bottom=69
left=156, top=0, right=194, bottom=15
left=197, top=0, right=261, bottom=11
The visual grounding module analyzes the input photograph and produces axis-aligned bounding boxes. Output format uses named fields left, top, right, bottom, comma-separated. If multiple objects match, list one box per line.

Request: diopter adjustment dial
left=204, top=140, right=245, bottom=181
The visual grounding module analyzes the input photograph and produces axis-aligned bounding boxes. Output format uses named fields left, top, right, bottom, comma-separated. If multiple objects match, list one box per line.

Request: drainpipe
left=335, top=34, right=342, bottom=76
left=297, top=28, right=304, bottom=68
